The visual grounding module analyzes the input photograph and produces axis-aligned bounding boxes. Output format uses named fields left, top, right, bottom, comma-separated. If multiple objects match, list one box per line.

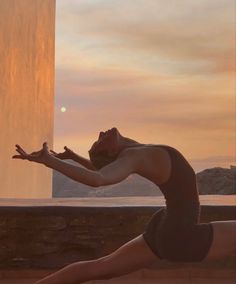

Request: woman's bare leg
left=34, top=234, right=159, bottom=284
left=205, top=220, right=236, bottom=261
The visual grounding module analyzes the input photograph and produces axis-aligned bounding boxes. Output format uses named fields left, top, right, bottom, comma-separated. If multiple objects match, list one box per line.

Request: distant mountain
left=196, top=165, right=236, bottom=195
left=53, top=168, right=161, bottom=198
left=52, top=163, right=236, bottom=197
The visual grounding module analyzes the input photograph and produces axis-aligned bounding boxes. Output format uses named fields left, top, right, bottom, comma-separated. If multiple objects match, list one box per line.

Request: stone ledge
left=0, top=195, right=235, bottom=206
left=0, top=199, right=235, bottom=270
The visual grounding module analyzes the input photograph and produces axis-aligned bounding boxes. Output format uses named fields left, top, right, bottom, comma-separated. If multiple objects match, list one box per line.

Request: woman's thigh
left=95, top=234, right=160, bottom=279
left=205, top=220, right=236, bottom=261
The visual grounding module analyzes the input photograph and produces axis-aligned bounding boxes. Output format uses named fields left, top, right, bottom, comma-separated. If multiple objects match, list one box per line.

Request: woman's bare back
left=120, top=144, right=172, bottom=186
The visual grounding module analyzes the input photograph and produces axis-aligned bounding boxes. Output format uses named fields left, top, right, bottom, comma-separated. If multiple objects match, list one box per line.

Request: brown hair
left=89, top=150, right=119, bottom=170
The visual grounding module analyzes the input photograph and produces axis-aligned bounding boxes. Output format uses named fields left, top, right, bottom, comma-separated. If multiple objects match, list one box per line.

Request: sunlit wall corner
left=0, top=0, right=56, bottom=198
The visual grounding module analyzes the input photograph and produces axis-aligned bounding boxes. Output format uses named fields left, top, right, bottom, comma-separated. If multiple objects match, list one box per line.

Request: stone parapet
left=0, top=202, right=235, bottom=270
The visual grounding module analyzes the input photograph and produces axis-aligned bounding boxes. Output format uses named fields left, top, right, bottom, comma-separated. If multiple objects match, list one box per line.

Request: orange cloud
left=56, top=0, right=235, bottom=74
left=54, top=0, right=236, bottom=171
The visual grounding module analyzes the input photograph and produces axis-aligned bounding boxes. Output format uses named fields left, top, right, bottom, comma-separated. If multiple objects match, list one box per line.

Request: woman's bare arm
left=45, top=156, right=101, bottom=187
left=50, top=147, right=96, bottom=171
left=13, top=143, right=140, bottom=188
left=45, top=148, right=139, bottom=187
left=70, top=153, right=96, bottom=171
left=98, top=148, right=140, bottom=185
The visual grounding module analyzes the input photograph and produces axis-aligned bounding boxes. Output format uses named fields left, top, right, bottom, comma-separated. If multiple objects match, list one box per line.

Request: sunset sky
left=54, top=0, right=235, bottom=172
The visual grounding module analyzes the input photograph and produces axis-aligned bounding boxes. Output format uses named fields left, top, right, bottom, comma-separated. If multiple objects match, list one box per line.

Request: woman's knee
left=84, top=235, right=159, bottom=280
left=90, top=256, right=120, bottom=280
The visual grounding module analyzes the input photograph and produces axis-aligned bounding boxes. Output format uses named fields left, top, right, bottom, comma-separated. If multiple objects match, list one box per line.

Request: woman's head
left=88, top=127, right=122, bottom=169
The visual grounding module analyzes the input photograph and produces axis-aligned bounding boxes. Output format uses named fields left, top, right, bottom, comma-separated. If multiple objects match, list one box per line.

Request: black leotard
left=142, top=145, right=213, bottom=262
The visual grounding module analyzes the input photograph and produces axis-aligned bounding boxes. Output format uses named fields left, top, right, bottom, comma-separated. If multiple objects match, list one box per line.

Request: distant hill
left=196, top=165, right=236, bottom=195
left=53, top=164, right=236, bottom=197
left=53, top=169, right=161, bottom=198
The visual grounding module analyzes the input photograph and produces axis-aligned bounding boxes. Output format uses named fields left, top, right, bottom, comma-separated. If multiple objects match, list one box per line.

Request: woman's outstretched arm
left=50, top=146, right=96, bottom=171
left=45, top=147, right=139, bottom=187
left=13, top=143, right=140, bottom=187
left=70, top=153, right=96, bottom=170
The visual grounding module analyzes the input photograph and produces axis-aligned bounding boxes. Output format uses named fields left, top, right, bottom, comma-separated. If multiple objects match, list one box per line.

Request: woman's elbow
left=92, top=181, right=101, bottom=188
left=73, top=173, right=103, bottom=188
left=92, top=173, right=104, bottom=187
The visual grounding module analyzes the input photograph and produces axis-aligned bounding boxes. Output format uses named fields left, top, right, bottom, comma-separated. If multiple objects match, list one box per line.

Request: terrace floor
left=1, top=267, right=236, bottom=284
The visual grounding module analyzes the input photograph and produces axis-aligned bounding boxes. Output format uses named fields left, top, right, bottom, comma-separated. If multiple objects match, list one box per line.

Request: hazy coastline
left=53, top=165, right=236, bottom=198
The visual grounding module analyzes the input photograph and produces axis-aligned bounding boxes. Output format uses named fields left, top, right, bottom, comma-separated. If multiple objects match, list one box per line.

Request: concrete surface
left=0, top=268, right=236, bottom=283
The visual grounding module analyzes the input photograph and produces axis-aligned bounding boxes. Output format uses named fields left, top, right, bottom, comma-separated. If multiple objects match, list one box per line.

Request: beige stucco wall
left=0, top=0, right=56, bottom=198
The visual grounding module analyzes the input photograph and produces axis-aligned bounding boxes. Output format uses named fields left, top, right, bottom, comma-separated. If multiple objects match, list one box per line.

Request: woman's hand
left=12, top=142, right=51, bottom=165
left=50, top=146, right=74, bottom=160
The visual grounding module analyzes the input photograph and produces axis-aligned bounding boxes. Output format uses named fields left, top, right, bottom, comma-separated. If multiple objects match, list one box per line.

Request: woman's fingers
left=43, top=142, right=49, bottom=152
left=14, top=144, right=41, bottom=160
left=15, top=144, right=25, bottom=151
left=15, top=144, right=27, bottom=155
left=13, top=144, right=49, bottom=162
left=13, top=148, right=27, bottom=159
left=42, top=142, right=50, bottom=156
left=16, top=148, right=27, bottom=156
left=50, top=150, right=57, bottom=155
left=12, top=154, right=25, bottom=159
left=64, top=146, right=73, bottom=152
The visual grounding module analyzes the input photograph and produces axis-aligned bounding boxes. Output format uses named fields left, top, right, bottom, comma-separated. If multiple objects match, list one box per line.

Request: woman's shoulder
left=123, top=142, right=172, bottom=148
left=130, top=143, right=177, bottom=151
left=120, top=143, right=174, bottom=158
left=119, top=143, right=172, bottom=182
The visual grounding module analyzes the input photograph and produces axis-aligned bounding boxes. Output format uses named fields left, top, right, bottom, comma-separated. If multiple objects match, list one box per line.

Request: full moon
left=61, top=106, right=66, bottom=113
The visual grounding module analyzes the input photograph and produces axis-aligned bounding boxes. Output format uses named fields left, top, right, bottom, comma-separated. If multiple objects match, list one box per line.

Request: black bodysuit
left=142, top=145, right=213, bottom=262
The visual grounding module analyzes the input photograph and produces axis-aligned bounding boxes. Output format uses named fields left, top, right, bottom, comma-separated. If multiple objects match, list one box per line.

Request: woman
left=13, top=127, right=236, bottom=284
